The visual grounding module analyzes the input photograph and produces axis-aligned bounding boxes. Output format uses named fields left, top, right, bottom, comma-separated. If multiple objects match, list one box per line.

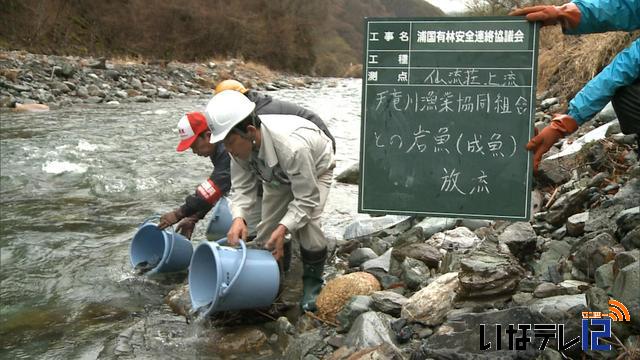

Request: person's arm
left=569, top=39, right=640, bottom=124
left=277, top=131, right=321, bottom=233
left=179, top=146, right=231, bottom=217
left=568, top=0, right=640, bottom=34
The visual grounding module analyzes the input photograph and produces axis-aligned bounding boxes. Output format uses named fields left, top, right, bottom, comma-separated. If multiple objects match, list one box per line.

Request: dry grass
left=537, top=28, right=639, bottom=107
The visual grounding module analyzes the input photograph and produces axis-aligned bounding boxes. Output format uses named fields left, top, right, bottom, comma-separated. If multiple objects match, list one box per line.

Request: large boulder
left=401, top=272, right=458, bottom=325
left=417, top=307, right=538, bottom=359
left=344, top=311, right=397, bottom=352
left=457, top=250, right=525, bottom=298
left=498, top=222, right=537, bottom=262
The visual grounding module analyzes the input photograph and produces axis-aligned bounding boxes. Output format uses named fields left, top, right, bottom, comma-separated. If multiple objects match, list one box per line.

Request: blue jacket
left=566, top=0, right=640, bottom=124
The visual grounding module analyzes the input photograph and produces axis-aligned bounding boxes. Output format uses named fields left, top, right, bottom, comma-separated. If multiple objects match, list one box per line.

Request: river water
left=0, top=78, right=362, bottom=359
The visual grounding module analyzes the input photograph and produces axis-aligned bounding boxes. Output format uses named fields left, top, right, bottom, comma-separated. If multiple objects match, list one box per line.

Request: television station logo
left=480, top=299, right=632, bottom=354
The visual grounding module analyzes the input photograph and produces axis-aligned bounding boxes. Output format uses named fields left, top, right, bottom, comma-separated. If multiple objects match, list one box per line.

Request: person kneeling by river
left=206, top=90, right=335, bottom=312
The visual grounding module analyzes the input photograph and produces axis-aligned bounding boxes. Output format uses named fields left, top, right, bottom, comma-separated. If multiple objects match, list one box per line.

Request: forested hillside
left=0, top=0, right=443, bottom=76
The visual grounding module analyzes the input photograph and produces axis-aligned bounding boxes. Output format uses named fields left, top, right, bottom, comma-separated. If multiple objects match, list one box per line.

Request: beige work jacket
left=229, top=114, right=334, bottom=232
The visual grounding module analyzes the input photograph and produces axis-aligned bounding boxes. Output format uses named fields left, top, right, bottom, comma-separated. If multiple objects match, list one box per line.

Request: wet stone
left=336, top=295, right=372, bottom=333
left=370, top=291, right=408, bottom=317
left=533, top=282, right=567, bottom=298
left=344, top=311, right=397, bottom=352
left=348, top=248, right=377, bottom=268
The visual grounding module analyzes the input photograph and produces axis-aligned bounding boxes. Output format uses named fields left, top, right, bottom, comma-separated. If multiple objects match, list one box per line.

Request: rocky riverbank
left=0, top=50, right=316, bottom=110
left=151, top=101, right=638, bottom=359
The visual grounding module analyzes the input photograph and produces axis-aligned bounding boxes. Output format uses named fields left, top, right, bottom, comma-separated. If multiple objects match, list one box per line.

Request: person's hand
left=158, top=208, right=185, bottom=229
left=227, top=218, right=248, bottom=246
left=176, top=215, right=199, bottom=240
left=526, top=114, right=579, bottom=172
left=264, top=225, right=287, bottom=261
left=509, top=3, right=581, bottom=29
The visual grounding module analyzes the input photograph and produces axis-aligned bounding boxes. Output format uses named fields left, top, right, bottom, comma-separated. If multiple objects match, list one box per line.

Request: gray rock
left=594, top=262, right=615, bottom=291
left=401, top=257, right=430, bottom=290
left=105, top=69, right=120, bottom=81
left=614, top=249, right=640, bottom=270
left=558, top=280, right=589, bottom=295
left=512, top=292, right=534, bottom=305
left=87, top=84, right=105, bottom=97
left=371, top=291, right=408, bottom=317
left=349, top=248, right=378, bottom=268
left=458, top=249, right=525, bottom=298
left=414, top=217, right=458, bottom=238
left=132, top=95, right=151, bottom=103
left=611, top=262, right=640, bottom=329
left=418, top=307, right=538, bottom=359
left=540, top=97, right=559, bottom=110
left=499, top=222, right=537, bottom=262
left=391, top=242, right=441, bottom=268
left=365, top=269, right=401, bottom=290
left=86, top=96, right=102, bottom=104
left=529, top=294, right=586, bottom=321
left=566, top=211, right=588, bottom=236
left=572, top=233, right=617, bottom=279
left=343, top=215, right=411, bottom=240
left=284, top=328, right=328, bottom=360
left=533, top=282, right=568, bottom=298
left=158, top=87, right=172, bottom=99
left=551, top=226, right=567, bottom=240
left=50, top=81, right=71, bottom=93
left=427, top=227, right=480, bottom=251
left=130, top=78, right=143, bottom=90
left=592, top=102, right=617, bottom=123
left=390, top=227, right=424, bottom=248
left=336, top=295, right=372, bottom=333
left=459, top=219, right=493, bottom=230
left=401, top=272, right=458, bottom=325
left=362, top=248, right=392, bottom=272
left=76, top=86, right=89, bottom=98
left=613, top=178, right=640, bottom=207
left=538, top=160, right=573, bottom=185
left=115, top=90, right=128, bottom=99
left=335, top=162, right=359, bottom=184
left=621, top=226, right=640, bottom=250
left=344, top=311, right=397, bottom=351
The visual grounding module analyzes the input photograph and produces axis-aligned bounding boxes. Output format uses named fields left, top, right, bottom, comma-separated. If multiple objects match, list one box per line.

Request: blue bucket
left=189, top=239, right=280, bottom=315
left=129, top=217, right=194, bottom=275
left=206, top=197, right=233, bottom=241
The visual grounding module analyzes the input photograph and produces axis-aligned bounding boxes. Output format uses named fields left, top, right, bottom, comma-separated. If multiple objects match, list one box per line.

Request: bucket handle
left=140, top=214, right=177, bottom=267
left=215, top=239, right=247, bottom=298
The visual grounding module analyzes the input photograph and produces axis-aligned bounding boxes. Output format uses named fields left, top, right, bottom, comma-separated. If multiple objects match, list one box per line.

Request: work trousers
left=254, top=169, right=333, bottom=253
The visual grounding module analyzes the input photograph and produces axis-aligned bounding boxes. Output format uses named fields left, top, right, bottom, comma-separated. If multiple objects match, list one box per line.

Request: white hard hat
left=204, top=90, right=256, bottom=144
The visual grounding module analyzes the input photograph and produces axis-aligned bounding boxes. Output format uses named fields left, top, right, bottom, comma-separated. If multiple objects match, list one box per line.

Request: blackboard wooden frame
left=359, top=17, right=539, bottom=221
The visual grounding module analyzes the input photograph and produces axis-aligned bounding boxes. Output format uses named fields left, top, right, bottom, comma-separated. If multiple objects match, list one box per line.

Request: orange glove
left=526, top=115, right=579, bottom=172
left=509, top=3, right=581, bottom=29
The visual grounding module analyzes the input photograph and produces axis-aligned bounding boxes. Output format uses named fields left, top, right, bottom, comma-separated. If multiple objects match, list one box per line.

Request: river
left=0, top=78, right=362, bottom=359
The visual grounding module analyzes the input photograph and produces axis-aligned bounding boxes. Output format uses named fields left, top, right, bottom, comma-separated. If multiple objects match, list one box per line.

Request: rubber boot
left=282, top=240, right=292, bottom=272
left=300, top=246, right=327, bottom=312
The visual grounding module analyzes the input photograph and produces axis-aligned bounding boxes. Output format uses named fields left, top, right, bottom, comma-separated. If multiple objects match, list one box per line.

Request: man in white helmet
left=205, top=90, right=335, bottom=312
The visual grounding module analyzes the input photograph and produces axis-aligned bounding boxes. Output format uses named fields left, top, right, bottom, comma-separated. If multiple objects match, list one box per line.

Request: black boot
left=281, top=240, right=292, bottom=272
left=300, top=246, right=327, bottom=312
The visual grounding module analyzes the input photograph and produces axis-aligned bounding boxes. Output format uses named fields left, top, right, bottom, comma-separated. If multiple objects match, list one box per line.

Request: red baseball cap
left=176, top=112, right=209, bottom=152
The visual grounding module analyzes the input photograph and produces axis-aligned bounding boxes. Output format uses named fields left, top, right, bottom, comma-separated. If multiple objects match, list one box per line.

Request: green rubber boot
left=300, top=246, right=327, bottom=312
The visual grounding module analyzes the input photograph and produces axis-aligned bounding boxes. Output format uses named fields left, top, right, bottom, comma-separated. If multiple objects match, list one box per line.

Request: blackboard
left=359, top=17, right=539, bottom=220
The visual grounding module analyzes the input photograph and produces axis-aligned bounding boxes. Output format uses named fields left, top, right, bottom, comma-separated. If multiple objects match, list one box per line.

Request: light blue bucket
left=206, top=197, right=233, bottom=241
left=189, top=239, right=280, bottom=315
left=129, top=217, right=194, bottom=275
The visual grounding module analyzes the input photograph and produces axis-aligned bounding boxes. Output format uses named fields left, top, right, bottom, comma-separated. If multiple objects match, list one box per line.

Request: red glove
left=509, top=3, right=581, bottom=29
left=176, top=214, right=199, bottom=240
left=526, top=115, right=579, bottom=172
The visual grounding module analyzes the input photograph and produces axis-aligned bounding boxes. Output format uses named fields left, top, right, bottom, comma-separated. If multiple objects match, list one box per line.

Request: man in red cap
left=157, top=111, right=231, bottom=238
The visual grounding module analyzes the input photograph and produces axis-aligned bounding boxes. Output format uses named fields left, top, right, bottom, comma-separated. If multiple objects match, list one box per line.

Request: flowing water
left=0, top=78, right=362, bottom=359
